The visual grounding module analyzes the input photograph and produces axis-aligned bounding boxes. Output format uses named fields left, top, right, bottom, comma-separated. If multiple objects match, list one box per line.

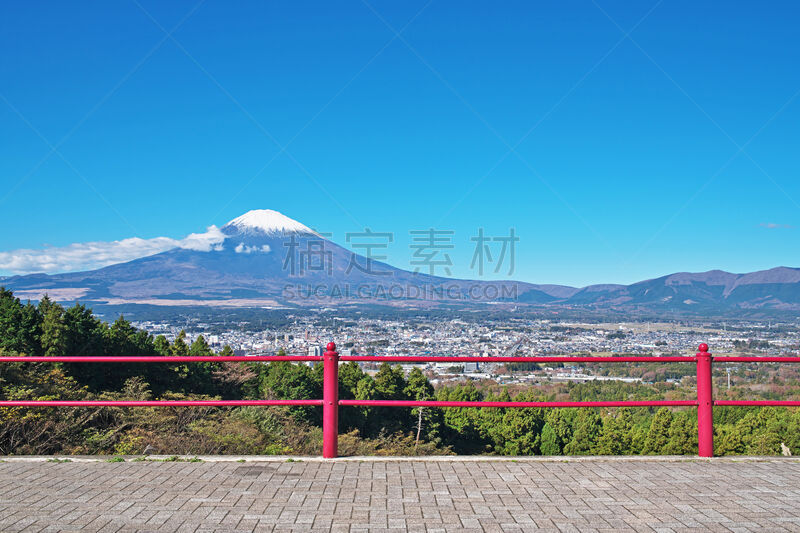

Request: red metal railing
left=1, top=342, right=799, bottom=458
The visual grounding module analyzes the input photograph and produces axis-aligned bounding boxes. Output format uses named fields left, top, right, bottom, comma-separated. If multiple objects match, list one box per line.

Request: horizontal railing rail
left=712, top=356, right=800, bottom=363
left=0, top=400, right=322, bottom=407
left=714, top=400, right=800, bottom=406
left=0, top=355, right=323, bottom=363
left=339, top=355, right=696, bottom=363
left=338, top=400, right=698, bottom=408
left=1, top=342, right=799, bottom=457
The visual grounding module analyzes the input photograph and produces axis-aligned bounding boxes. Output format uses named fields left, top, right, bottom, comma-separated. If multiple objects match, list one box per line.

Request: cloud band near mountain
left=0, top=226, right=226, bottom=275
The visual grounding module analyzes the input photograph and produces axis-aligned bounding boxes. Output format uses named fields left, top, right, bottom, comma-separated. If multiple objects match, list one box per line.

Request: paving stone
left=0, top=459, right=799, bottom=532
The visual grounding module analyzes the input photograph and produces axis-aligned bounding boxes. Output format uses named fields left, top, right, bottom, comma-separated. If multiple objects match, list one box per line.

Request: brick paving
left=1, top=457, right=799, bottom=532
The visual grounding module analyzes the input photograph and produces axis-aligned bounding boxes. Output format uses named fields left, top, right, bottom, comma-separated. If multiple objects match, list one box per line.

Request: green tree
left=63, top=303, right=103, bottom=357
left=337, top=362, right=368, bottom=431
left=0, top=289, right=42, bottom=355
left=437, top=382, right=487, bottom=454
left=372, top=363, right=409, bottom=433
left=260, top=360, right=321, bottom=423
left=740, top=407, right=785, bottom=455
left=786, top=410, right=800, bottom=455
left=189, top=335, right=213, bottom=356
left=642, top=407, right=673, bottom=454
left=0, top=288, right=25, bottom=353
left=354, top=376, right=378, bottom=434
left=403, top=368, right=440, bottom=447
left=563, top=409, right=602, bottom=455
left=540, top=423, right=560, bottom=455
left=714, top=424, right=745, bottom=455
left=154, top=335, right=171, bottom=356
left=630, top=425, right=648, bottom=454
left=19, top=301, right=42, bottom=356
left=338, top=362, right=366, bottom=399
left=374, top=364, right=407, bottom=400
left=663, top=411, right=697, bottom=455
left=171, top=330, right=189, bottom=356
left=38, top=296, right=66, bottom=357
left=594, top=408, right=635, bottom=455
left=404, top=367, right=433, bottom=400
left=545, top=409, right=574, bottom=453
left=491, top=392, right=545, bottom=455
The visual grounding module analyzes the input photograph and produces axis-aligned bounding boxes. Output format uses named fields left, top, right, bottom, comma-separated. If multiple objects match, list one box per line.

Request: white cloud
left=760, top=223, right=793, bottom=229
left=234, top=243, right=271, bottom=254
left=0, top=226, right=226, bottom=275
left=178, top=226, right=226, bottom=251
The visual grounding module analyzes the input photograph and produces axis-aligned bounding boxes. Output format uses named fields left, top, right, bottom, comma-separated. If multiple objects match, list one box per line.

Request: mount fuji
left=4, top=209, right=800, bottom=315
left=1, top=210, right=554, bottom=308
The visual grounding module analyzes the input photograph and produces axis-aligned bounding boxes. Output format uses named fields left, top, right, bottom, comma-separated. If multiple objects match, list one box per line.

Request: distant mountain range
left=3, top=209, right=800, bottom=316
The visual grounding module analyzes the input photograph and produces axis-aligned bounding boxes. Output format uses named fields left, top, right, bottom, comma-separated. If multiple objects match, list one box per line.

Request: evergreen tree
left=374, top=364, right=407, bottom=400
left=786, top=410, right=800, bottom=455
left=189, top=335, right=212, bottom=356
left=403, top=367, right=440, bottom=445
left=563, top=409, right=602, bottom=455
left=38, top=296, right=66, bottom=357
left=354, top=376, right=378, bottom=434
left=372, top=364, right=409, bottom=433
left=19, top=300, right=42, bottom=356
left=260, top=360, right=322, bottom=423
left=63, top=303, right=102, bottom=357
left=0, top=288, right=25, bottom=353
left=404, top=367, right=433, bottom=400
left=714, top=424, right=745, bottom=455
left=594, top=408, right=635, bottom=455
left=741, top=407, right=785, bottom=455
left=663, top=411, right=697, bottom=455
left=479, top=389, right=511, bottom=451
left=337, top=362, right=369, bottom=432
left=540, top=422, right=560, bottom=455
left=437, top=382, right=486, bottom=454
left=171, top=330, right=190, bottom=356
left=494, top=392, right=545, bottom=455
left=104, top=316, right=140, bottom=355
left=642, top=407, right=673, bottom=454
left=338, top=362, right=366, bottom=400
left=545, top=409, right=574, bottom=452
left=154, top=335, right=171, bottom=356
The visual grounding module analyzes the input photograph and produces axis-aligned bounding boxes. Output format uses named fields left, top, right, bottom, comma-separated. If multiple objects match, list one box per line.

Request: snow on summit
left=223, top=209, right=316, bottom=236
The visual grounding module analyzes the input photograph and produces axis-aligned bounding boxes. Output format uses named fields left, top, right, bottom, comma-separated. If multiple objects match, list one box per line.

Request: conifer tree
left=563, top=409, right=602, bottom=455
left=594, top=408, right=634, bottom=455
left=540, top=423, right=560, bottom=455
left=642, top=407, right=673, bottom=454
left=38, top=295, right=66, bottom=357
left=219, top=345, right=234, bottom=356
left=189, top=335, right=212, bottom=356
left=154, top=335, right=170, bottom=356
left=171, top=330, right=189, bottom=356
left=663, top=411, right=697, bottom=455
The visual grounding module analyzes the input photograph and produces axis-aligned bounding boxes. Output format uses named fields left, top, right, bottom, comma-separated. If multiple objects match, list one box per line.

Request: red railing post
left=696, top=343, right=714, bottom=457
left=322, top=341, right=339, bottom=458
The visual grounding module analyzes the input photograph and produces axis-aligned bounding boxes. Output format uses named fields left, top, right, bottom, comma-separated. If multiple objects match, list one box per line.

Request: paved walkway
left=1, top=457, right=799, bottom=532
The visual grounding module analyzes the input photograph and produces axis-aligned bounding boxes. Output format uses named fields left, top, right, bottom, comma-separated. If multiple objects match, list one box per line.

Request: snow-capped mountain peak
left=222, top=209, right=317, bottom=236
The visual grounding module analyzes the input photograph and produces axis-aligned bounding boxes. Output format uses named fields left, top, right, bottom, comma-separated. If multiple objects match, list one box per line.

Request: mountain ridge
left=3, top=210, right=800, bottom=314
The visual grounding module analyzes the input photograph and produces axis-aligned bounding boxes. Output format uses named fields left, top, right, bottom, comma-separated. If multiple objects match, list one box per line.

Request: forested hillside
left=1, top=288, right=799, bottom=457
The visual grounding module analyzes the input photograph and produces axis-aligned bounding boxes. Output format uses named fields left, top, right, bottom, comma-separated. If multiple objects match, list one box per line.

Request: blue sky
left=1, top=1, right=799, bottom=287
